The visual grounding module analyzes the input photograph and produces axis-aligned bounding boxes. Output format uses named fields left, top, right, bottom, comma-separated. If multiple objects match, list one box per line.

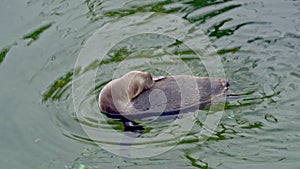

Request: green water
left=1, top=0, right=300, bottom=168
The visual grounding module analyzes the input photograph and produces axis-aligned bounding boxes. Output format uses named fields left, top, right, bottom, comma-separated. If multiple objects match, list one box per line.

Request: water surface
left=1, top=0, right=300, bottom=168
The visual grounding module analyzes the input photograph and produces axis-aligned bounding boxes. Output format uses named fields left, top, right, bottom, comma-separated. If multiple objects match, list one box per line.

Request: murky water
left=1, top=0, right=300, bottom=168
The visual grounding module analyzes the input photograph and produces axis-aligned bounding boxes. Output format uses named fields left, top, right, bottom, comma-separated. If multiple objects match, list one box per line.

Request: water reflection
left=23, top=23, right=53, bottom=46
left=185, top=4, right=242, bottom=24
left=0, top=47, right=10, bottom=64
left=43, top=69, right=76, bottom=102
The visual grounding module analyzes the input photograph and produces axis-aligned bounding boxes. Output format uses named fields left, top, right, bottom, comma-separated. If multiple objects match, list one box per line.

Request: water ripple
left=36, top=0, right=300, bottom=168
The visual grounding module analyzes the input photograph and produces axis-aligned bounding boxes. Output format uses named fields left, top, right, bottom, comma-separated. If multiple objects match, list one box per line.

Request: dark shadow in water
left=103, top=1, right=181, bottom=18
left=0, top=47, right=10, bottom=64
left=207, top=20, right=268, bottom=39
left=184, top=152, right=211, bottom=169
left=23, top=23, right=53, bottom=46
left=183, top=0, right=233, bottom=9
left=42, top=68, right=78, bottom=102
left=97, top=0, right=238, bottom=23
left=185, top=4, right=242, bottom=24
left=0, top=43, right=17, bottom=65
left=217, top=46, right=241, bottom=55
